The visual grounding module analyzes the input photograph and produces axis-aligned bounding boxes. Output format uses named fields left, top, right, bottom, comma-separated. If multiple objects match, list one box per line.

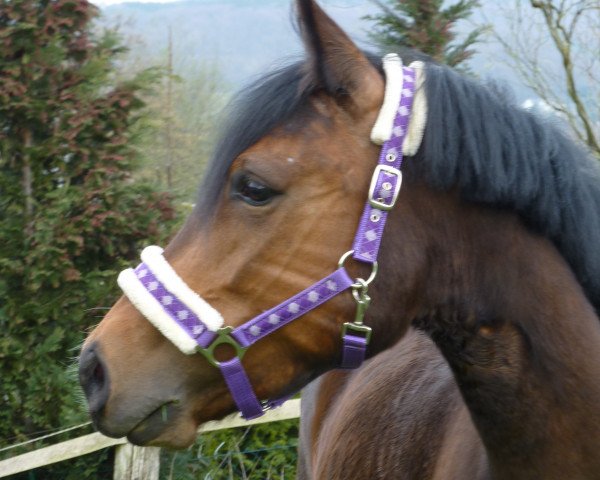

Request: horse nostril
left=93, top=362, right=105, bottom=385
left=79, top=344, right=110, bottom=417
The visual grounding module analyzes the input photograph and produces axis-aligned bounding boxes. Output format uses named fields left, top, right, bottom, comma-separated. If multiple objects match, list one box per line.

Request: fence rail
left=0, top=399, right=301, bottom=479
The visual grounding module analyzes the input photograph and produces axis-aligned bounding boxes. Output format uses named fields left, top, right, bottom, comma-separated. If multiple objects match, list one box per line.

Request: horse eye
left=232, top=174, right=278, bottom=206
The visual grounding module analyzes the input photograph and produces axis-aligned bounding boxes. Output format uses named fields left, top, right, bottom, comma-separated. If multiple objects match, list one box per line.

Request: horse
left=78, top=0, right=600, bottom=478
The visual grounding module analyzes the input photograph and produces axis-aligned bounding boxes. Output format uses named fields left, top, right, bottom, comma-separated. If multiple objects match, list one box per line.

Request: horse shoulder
left=299, top=329, right=490, bottom=480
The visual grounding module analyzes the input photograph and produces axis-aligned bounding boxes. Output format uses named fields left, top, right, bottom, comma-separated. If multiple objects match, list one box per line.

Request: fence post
left=113, top=444, right=160, bottom=480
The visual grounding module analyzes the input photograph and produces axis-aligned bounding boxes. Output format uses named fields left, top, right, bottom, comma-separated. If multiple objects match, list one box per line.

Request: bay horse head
left=79, top=0, right=600, bottom=453
left=79, top=0, right=405, bottom=447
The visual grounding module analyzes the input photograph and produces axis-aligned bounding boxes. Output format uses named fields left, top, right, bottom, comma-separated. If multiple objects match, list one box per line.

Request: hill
left=100, top=0, right=375, bottom=88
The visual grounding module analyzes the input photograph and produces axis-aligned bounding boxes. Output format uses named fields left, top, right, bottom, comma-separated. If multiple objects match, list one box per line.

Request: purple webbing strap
left=264, top=394, right=293, bottom=409
left=352, top=66, right=416, bottom=264
left=339, top=66, right=416, bottom=368
left=219, top=358, right=264, bottom=420
left=223, top=268, right=354, bottom=419
left=220, top=356, right=295, bottom=421
left=134, top=263, right=216, bottom=347
left=231, top=268, right=354, bottom=348
left=222, top=268, right=353, bottom=419
left=340, top=334, right=368, bottom=369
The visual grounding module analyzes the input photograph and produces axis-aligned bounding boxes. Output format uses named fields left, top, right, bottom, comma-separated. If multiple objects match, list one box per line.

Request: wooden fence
left=0, top=399, right=301, bottom=479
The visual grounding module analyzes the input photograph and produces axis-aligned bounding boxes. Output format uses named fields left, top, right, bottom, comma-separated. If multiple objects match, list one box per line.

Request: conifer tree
left=366, top=0, right=486, bottom=69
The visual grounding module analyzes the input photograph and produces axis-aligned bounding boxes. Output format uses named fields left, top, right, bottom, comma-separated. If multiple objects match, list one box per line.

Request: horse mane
left=196, top=55, right=600, bottom=315
left=416, top=64, right=600, bottom=314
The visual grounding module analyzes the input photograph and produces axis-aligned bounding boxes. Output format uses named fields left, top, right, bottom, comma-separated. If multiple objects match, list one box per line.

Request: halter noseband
left=118, top=55, right=426, bottom=420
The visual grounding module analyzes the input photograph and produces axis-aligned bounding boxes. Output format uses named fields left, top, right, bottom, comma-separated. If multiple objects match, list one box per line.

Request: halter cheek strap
left=117, top=55, right=427, bottom=420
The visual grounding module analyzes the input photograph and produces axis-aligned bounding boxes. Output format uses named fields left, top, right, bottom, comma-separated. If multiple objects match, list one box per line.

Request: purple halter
left=124, top=65, right=416, bottom=420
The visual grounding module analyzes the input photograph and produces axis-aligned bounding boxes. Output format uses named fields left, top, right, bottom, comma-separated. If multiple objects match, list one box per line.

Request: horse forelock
left=195, top=60, right=314, bottom=221
left=195, top=51, right=600, bottom=315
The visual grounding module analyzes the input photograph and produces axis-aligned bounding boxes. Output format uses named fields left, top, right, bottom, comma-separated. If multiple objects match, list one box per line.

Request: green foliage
left=366, top=0, right=487, bottom=70
left=160, top=419, right=299, bottom=480
left=0, top=0, right=176, bottom=477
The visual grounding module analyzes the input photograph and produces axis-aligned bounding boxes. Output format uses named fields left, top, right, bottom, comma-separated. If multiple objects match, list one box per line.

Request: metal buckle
left=199, top=326, right=247, bottom=367
left=341, top=278, right=373, bottom=344
left=368, top=165, right=402, bottom=212
left=342, top=322, right=372, bottom=344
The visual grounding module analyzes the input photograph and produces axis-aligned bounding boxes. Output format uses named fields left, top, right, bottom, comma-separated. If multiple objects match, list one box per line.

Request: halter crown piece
left=118, top=55, right=427, bottom=420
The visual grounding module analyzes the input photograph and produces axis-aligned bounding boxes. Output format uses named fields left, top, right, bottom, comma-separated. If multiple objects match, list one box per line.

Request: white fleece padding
left=118, top=268, right=199, bottom=355
left=140, top=246, right=224, bottom=332
left=403, top=61, right=428, bottom=156
left=370, top=56, right=428, bottom=157
left=370, top=53, right=403, bottom=145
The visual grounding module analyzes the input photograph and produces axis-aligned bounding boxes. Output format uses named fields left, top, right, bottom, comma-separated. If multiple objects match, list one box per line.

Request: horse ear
left=296, top=0, right=383, bottom=114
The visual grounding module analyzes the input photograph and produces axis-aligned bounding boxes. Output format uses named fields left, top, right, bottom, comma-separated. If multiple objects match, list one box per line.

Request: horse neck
left=375, top=184, right=600, bottom=479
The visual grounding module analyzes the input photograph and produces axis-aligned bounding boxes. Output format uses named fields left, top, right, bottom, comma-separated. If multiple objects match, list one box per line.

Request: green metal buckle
left=342, top=322, right=373, bottom=344
left=341, top=278, right=373, bottom=344
left=198, top=326, right=247, bottom=367
left=352, top=286, right=371, bottom=321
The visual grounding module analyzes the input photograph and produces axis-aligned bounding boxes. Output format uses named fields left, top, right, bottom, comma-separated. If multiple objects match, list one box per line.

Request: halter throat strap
left=118, top=55, right=421, bottom=420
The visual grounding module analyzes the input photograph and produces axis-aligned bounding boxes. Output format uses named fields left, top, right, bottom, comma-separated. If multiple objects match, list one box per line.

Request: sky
left=94, top=0, right=586, bottom=112
left=92, top=0, right=367, bottom=6
left=93, top=0, right=179, bottom=6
